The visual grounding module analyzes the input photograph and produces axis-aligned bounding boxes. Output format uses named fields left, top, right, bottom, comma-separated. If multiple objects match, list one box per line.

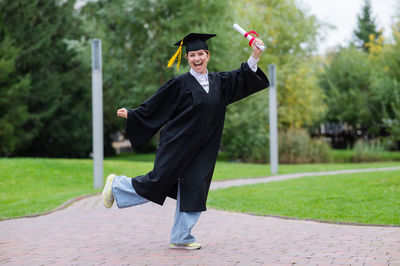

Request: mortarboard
left=167, top=33, right=216, bottom=70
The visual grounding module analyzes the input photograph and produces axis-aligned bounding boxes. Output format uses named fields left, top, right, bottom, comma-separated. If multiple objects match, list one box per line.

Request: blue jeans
left=112, top=175, right=201, bottom=245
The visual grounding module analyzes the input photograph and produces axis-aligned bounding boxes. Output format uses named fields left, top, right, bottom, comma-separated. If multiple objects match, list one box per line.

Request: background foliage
left=318, top=4, right=400, bottom=151
left=1, top=0, right=399, bottom=162
left=0, top=0, right=91, bottom=157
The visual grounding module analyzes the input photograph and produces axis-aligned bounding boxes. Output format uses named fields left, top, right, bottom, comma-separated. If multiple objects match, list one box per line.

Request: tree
left=78, top=0, right=235, bottom=154
left=232, top=0, right=326, bottom=129
left=278, top=61, right=326, bottom=128
left=76, top=0, right=325, bottom=161
left=369, top=19, right=400, bottom=149
left=353, top=0, right=381, bottom=52
left=318, top=45, right=390, bottom=147
left=220, top=0, right=325, bottom=161
left=0, top=31, right=30, bottom=156
left=319, top=8, right=400, bottom=150
left=0, top=0, right=92, bottom=157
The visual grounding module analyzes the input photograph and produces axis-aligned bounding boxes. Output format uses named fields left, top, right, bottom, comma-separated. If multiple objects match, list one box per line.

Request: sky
left=298, top=0, right=399, bottom=53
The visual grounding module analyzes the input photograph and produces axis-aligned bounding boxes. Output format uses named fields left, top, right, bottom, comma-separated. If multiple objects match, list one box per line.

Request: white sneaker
left=169, top=242, right=202, bottom=250
left=102, top=174, right=116, bottom=208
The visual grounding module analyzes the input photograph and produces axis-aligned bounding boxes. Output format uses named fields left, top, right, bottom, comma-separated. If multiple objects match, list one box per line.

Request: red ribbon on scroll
left=244, top=31, right=259, bottom=47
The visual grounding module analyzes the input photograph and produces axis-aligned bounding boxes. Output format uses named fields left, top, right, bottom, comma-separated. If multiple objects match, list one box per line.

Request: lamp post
left=91, top=39, right=103, bottom=189
left=269, top=64, right=278, bottom=175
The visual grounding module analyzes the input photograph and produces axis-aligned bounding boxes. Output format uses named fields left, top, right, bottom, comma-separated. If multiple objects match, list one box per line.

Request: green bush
left=330, top=148, right=400, bottom=162
left=353, top=139, right=385, bottom=162
left=279, top=128, right=332, bottom=163
left=222, top=93, right=269, bottom=163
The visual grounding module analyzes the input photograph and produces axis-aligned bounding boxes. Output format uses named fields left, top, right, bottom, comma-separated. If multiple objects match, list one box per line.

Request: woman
left=102, top=33, right=269, bottom=250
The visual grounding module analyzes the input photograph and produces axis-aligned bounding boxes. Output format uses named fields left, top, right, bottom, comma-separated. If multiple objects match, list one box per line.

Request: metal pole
left=91, top=39, right=103, bottom=189
left=269, top=64, right=278, bottom=175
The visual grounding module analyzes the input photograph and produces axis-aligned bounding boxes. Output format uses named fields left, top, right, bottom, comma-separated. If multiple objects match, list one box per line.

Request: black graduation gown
left=125, top=62, right=269, bottom=212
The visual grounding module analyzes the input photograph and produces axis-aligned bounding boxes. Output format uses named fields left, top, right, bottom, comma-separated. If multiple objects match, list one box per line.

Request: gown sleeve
left=125, top=78, right=181, bottom=147
left=220, top=61, right=270, bottom=106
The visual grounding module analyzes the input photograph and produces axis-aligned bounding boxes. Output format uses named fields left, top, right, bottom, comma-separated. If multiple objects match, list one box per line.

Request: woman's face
left=187, top=49, right=210, bottom=74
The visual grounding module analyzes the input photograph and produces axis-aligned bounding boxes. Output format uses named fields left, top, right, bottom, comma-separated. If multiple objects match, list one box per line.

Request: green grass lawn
left=106, top=152, right=400, bottom=180
left=0, top=158, right=94, bottom=219
left=208, top=170, right=400, bottom=225
left=0, top=156, right=399, bottom=221
left=0, top=157, right=155, bottom=219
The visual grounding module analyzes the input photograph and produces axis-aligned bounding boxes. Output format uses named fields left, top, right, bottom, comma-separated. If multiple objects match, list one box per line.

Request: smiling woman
left=186, top=49, right=210, bottom=74
left=110, top=32, right=269, bottom=249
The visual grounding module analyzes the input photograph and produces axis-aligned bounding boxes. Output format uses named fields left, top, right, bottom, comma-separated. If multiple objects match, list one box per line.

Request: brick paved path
left=1, top=168, right=400, bottom=265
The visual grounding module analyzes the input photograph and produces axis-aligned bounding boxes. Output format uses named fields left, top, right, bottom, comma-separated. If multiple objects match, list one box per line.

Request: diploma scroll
left=233, top=23, right=265, bottom=51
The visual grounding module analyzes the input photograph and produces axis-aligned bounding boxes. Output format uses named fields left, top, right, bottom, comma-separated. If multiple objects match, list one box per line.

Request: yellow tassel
left=167, top=39, right=183, bottom=70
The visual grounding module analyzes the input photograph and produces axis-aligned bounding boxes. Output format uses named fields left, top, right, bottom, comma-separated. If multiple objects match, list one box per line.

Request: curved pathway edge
left=210, top=166, right=400, bottom=190
left=2, top=166, right=399, bottom=226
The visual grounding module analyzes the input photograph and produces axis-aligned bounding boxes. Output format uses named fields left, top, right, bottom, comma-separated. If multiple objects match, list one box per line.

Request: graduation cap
left=167, top=33, right=216, bottom=70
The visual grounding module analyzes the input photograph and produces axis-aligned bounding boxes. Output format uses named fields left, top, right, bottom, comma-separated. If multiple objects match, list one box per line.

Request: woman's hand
left=117, top=108, right=128, bottom=119
left=251, top=38, right=264, bottom=60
